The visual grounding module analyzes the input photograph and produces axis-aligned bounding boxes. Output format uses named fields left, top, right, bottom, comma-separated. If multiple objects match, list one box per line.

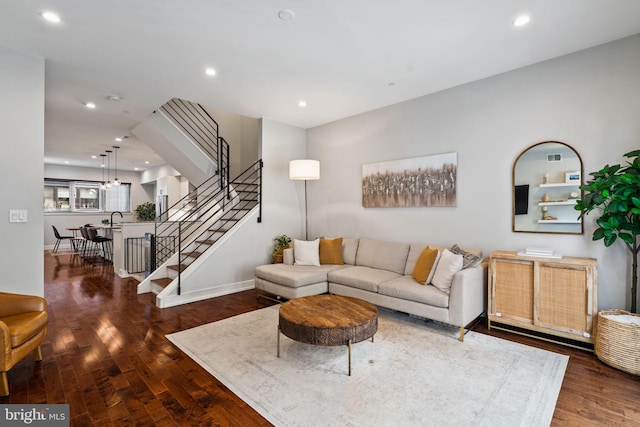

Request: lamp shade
left=289, top=159, right=320, bottom=180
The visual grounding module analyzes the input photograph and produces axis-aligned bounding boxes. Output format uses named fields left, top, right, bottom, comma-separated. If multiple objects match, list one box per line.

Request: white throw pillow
left=293, top=239, right=320, bottom=266
left=431, top=249, right=463, bottom=293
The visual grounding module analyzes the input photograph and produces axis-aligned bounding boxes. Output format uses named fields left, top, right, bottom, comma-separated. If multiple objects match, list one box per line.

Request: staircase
left=135, top=97, right=263, bottom=303
left=148, top=161, right=262, bottom=295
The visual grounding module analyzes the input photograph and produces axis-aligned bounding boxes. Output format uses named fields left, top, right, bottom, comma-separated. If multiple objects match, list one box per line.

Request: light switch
left=9, top=210, right=28, bottom=223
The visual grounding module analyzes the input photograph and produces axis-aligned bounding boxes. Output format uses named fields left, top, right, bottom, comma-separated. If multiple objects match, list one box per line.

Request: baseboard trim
left=156, top=280, right=255, bottom=308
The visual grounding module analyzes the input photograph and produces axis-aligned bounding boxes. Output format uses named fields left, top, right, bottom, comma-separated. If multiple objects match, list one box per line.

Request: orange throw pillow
left=319, top=237, right=344, bottom=265
left=412, top=247, right=441, bottom=285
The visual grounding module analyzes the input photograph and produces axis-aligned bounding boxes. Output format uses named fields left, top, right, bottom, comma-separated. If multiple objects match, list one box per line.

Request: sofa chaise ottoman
left=255, top=237, right=487, bottom=341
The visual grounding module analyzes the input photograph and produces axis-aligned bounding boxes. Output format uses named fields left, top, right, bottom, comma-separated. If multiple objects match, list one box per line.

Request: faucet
left=110, top=211, right=123, bottom=228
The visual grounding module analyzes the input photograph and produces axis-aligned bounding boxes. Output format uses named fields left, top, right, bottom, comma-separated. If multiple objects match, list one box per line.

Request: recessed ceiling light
left=91, top=155, right=97, bottom=159
left=106, top=95, right=122, bottom=101
left=134, top=167, right=140, bottom=171
left=513, top=14, right=530, bottom=27
left=278, top=9, right=295, bottom=21
left=205, top=67, right=216, bottom=76
left=298, top=100, right=307, bottom=107
left=40, top=11, right=61, bottom=23
left=64, top=161, right=69, bottom=164
left=85, top=102, right=96, bottom=109
left=115, top=137, right=123, bottom=142
left=145, top=161, right=150, bottom=164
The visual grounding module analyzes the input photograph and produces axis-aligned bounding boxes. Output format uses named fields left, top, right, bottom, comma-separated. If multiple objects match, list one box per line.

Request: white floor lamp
left=289, top=159, right=320, bottom=240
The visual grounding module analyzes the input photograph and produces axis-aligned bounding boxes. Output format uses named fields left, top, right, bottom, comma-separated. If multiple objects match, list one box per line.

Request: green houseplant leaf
left=576, top=150, right=640, bottom=312
left=272, top=235, right=292, bottom=255
left=134, top=202, right=156, bottom=222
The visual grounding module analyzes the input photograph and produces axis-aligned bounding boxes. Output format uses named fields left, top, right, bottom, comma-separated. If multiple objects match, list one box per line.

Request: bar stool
left=87, top=227, right=112, bottom=262
left=78, top=227, right=92, bottom=260
left=79, top=227, right=99, bottom=261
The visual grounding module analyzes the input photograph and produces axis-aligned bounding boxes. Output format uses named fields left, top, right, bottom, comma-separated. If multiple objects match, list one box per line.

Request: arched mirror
left=512, top=141, right=583, bottom=234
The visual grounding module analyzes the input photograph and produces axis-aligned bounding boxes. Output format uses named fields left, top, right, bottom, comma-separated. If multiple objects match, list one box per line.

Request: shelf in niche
left=538, top=219, right=582, bottom=224
left=539, top=183, right=580, bottom=188
left=538, top=200, right=578, bottom=206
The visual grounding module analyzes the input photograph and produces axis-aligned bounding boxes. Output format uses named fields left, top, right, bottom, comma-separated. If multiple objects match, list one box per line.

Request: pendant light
left=112, top=145, right=121, bottom=186
left=105, top=150, right=112, bottom=188
left=100, top=154, right=107, bottom=190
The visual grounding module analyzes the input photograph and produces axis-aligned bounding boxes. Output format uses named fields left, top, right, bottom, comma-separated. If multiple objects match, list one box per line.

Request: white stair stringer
left=132, top=109, right=216, bottom=185
left=136, top=184, right=239, bottom=295
left=154, top=206, right=262, bottom=308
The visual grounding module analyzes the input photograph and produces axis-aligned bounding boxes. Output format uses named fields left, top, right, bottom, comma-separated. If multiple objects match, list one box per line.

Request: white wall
left=140, top=164, right=180, bottom=184
left=202, top=106, right=260, bottom=177
left=306, top=34, right=640, bottom=311
left=258, top=119, right=308, bottom=255
left=0, top=47, right=45, bottom=296
left=43, top=164, right=152, bottom=248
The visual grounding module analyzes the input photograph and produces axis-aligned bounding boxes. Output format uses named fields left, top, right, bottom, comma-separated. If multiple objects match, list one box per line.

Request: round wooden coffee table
left=277, top=294, right=378, bottom=375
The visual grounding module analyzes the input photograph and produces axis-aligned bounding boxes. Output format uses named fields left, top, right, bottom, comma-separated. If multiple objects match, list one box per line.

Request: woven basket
left=595, top=310, right=640, bottom=375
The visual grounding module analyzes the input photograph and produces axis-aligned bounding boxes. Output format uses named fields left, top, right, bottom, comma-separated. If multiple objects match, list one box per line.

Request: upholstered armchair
left=0, top=292, right=49, bottom=396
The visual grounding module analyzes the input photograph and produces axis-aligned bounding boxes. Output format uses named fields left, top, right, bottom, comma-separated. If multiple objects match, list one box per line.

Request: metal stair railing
left=153, top=159, right=263, bottom=295
left=159, top=98, right=222, bottom=170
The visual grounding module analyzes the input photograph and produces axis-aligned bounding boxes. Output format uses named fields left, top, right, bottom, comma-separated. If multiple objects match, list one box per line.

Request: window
left=44, top=179, right=131, bottom=213
left=73, top=182, right=101, bottom=211
left=44, top=181, right=71, bottom=212
left=104, top=184, right=131, bottom=212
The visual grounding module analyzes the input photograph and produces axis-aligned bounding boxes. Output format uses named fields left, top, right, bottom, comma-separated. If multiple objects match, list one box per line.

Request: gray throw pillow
left=450, top=244, right=482, bottom=269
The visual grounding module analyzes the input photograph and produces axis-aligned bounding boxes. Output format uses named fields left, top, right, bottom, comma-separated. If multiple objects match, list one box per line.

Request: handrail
left=153, top=159, right=263, bottom=295
left=151, top=97, right=262, bottom=296
left=159, top=98, right=220, bottom=166
left=218, top=136, right=230, bottom=196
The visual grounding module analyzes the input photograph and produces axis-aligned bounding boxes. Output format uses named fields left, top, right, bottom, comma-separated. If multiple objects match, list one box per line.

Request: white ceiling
left=2, top=0, right=640, bottom=171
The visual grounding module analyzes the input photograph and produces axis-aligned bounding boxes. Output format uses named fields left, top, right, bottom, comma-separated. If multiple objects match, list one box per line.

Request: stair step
left=207, top=228, right=230, bottom=233
left=196, top=239, right=216, bottom=245
left=167, top=264, right=188, bottom=273
left=151, top=278, right=173, bottom=289
left=182, top=251, right=203, bottom=259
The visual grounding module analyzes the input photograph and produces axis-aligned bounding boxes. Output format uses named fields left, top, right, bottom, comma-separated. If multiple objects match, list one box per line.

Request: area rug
left=166, top=305, right=568, bottom=427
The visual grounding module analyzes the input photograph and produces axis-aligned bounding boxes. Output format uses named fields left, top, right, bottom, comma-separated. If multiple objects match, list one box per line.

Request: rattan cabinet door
left=490, top=257, right=534, bottom=324
left=536, top=261, right=596, bottom=339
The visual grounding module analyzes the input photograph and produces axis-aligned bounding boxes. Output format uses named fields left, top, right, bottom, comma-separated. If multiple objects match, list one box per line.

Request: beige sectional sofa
left=255, top=238, right=487, bottom=341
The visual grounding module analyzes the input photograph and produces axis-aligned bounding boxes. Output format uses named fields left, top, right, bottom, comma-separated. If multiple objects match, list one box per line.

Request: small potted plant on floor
left=272, top=235, right=292, bottom=263
left=575, top=149, right=640, bottom=374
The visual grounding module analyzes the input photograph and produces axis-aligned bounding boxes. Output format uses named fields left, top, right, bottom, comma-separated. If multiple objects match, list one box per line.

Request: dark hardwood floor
left=1, top=252, right=638, bottom=426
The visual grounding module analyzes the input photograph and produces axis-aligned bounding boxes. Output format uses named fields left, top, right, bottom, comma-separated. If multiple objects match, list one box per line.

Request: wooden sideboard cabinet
left=488, top=250, right=597, bottom=349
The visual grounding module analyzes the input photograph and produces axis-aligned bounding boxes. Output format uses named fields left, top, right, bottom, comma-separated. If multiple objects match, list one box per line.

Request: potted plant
left=134, top=202, right=156, bottom=222
left=272, top=235, right=292, bottom=263
left=575, top=150, right=640, bottom=374
left=575, top=149, right=640, bottom=313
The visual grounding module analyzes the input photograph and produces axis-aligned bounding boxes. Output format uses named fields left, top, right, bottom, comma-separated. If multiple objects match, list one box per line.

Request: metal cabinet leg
left=348, top=339, right=352, bottom=376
